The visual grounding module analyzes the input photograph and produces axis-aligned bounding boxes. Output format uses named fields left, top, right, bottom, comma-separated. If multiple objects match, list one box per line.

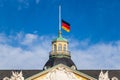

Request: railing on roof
left=49, top=50, right=71, bottom=57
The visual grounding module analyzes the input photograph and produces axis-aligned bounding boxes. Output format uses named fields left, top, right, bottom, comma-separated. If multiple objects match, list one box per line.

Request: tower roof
left=52, top=30, right=68, bottom=42
left=43, top=57, right=77, bottom=70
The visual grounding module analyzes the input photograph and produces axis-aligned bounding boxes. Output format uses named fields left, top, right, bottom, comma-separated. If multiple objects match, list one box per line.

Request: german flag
left=62, top=20, right=70, bottom=32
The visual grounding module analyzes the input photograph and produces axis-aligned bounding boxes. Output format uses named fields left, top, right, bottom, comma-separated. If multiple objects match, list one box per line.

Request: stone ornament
left=42, top=66, right=80, bottom=80
left=3, top=71, right=24, bottom=80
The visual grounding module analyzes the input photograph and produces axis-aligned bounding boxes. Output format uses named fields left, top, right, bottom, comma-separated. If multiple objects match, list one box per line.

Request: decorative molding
left=42, top=66, right=80, bottom=80
left=3, top=71, right=24, bottom=80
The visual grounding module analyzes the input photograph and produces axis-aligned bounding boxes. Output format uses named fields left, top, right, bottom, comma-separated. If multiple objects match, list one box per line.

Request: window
left=58, top=44, right=62, bottom=51
left=54, top=44, right=57, bottom=51
left=64, top=44, right=66, bottom=51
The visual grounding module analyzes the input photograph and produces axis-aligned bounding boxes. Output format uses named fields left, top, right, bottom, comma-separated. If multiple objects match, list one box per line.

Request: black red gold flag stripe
left=62, top=20, right=70, bottom=32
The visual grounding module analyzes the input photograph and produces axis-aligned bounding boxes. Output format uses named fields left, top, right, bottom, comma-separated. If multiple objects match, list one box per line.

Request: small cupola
left=50, top=30, right=70, bottom=58
left=43, top=30, right=77, bottom=70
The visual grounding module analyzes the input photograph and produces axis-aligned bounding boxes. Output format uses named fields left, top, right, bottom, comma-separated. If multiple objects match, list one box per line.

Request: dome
left=43, top=57, right=77, bottom=70
left=52, top=36, right=68, bottom=42
left=52, top=31, right=68, bottom=42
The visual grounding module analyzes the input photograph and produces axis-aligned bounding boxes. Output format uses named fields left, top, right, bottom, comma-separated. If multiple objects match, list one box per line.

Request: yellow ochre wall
left=31, top=73, right=47, bottom=80
left=75, top=73, right=90, bottom=80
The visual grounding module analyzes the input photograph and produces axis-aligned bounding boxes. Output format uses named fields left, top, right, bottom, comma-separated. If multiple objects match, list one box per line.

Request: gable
left=26, top=64, right=97, bottom=80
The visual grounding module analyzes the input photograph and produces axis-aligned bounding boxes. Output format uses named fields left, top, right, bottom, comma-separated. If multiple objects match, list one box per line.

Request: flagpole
left=59, top=5, right=61, bottom=31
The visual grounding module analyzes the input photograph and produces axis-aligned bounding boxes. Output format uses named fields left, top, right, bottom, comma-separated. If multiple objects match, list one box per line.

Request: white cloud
left=0, top=33, right=8, bottom=43
left=0, top=32, right=51, bottom=69
left=0, top=32, right=120, bottom=69
left=21, top=33, right=38, bottom=45
left=70, top=40, right=120, bottom=69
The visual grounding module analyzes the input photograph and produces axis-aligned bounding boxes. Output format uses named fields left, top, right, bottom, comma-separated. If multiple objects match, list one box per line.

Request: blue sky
left=0, top=0, right=120, bottom=69
left=0, top=0, right=120, bottom=42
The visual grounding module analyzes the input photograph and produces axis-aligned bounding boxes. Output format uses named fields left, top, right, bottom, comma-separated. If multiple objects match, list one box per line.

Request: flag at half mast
left=62, top=20, right=70, bottom=32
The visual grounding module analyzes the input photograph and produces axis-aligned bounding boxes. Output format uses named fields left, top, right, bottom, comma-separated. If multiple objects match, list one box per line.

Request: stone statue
left=99, top=71, right=110, bottom=80
left=3, top=71, right=24, bottom=80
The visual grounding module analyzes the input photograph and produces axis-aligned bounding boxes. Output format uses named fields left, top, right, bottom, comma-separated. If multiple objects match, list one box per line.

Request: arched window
left=58, top=44, right=62, bottom=51
left=64, top=44, right=66, bottom=51
left=54, top=44, right=57, bottom=52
